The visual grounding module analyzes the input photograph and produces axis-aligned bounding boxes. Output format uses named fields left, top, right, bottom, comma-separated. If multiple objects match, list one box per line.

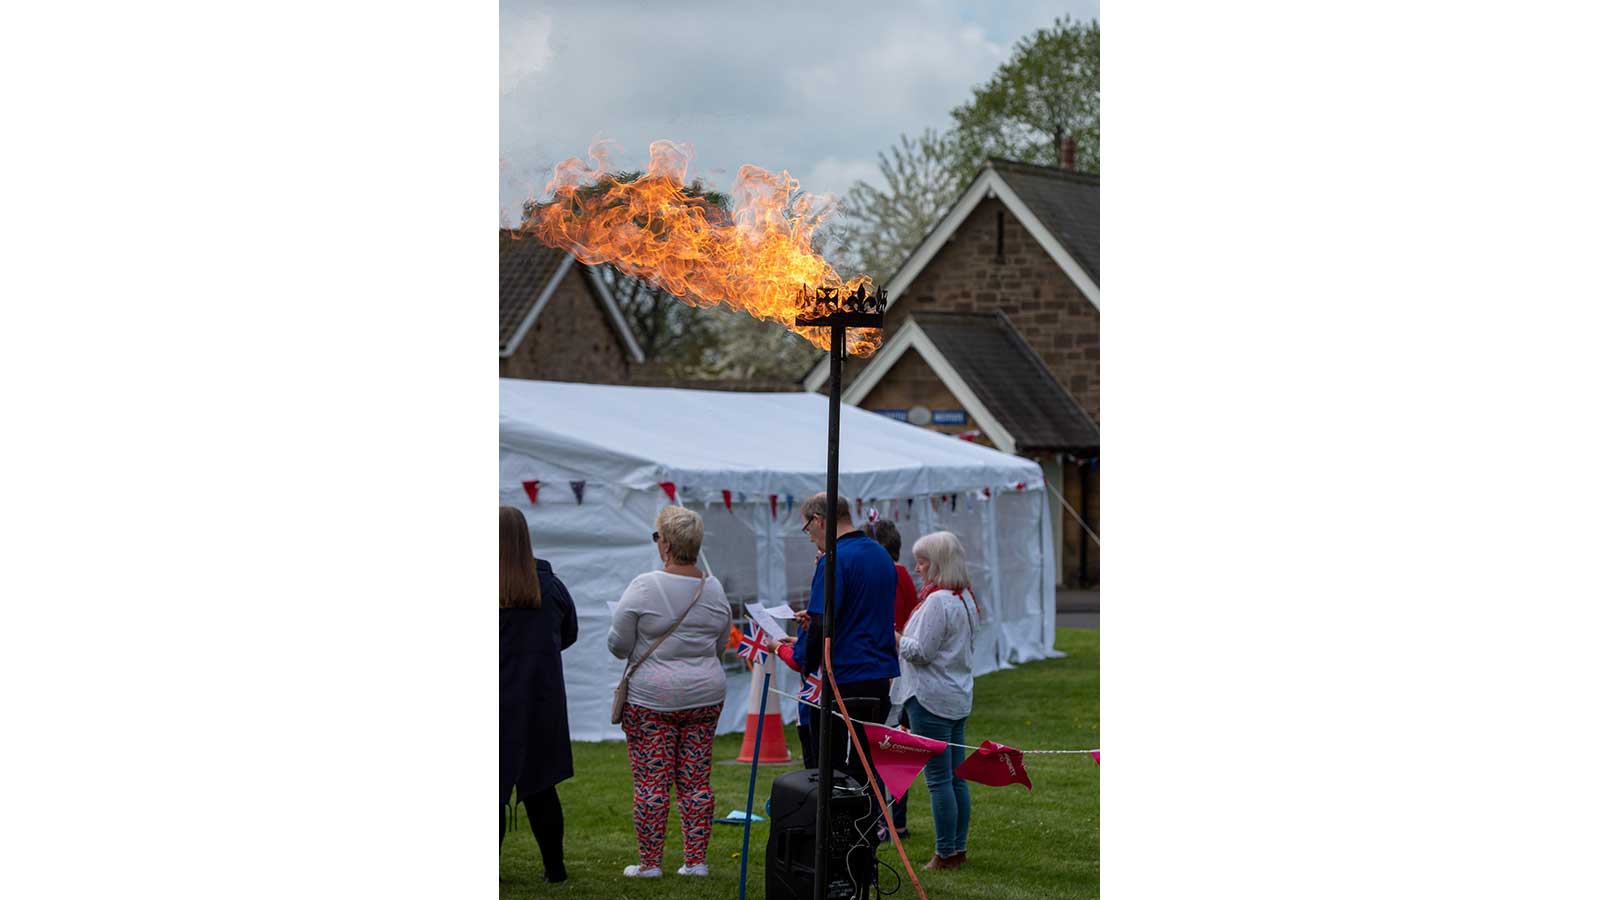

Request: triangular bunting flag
left=1090, top=750, right=1100, bottom=765
left=861, top=723, right=947, bottom=801
left=722, top=489, right=733, bottom=512
left=953, top=740, right=1032, bottom=790
left=521, top=480, right=540, bottom=505
left=785, top=494, right=794, bottom=515
left=569, top=480, right=586, bottom=504
left=659, top=481, right=677, bottom=503
left=769, top=494, right=778, bottom=519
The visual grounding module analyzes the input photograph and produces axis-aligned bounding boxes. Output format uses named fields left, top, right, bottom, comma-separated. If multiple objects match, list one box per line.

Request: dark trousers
left=797, top=722, right=817, bottom=769
left=502, top=785, right=565, bottom=879
left=803, top=678, right=893, bottom=827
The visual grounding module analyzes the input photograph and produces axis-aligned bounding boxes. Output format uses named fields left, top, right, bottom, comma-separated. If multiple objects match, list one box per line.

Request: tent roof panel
left=500, top=378, right=1042, bottom=498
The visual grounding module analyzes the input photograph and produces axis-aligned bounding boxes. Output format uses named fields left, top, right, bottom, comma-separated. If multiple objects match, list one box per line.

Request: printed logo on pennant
left=953, top=739, right=1032, bottom=790
left=861, top=722, right=947, bottom=802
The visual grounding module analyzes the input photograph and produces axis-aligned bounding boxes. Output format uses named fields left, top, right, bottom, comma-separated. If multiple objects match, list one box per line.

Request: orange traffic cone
left=736, top=653, right=791, bottom=763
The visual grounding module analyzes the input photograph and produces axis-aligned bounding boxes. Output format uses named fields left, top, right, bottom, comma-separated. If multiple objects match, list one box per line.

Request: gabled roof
left=915, top=312, right=1098, bottom=450
left=499, top=230, right=644, bottom=363
left=841, top=312, right=1099, bottom=454
left=884, top=158, right=1098, bottom=312
left=989, top=159, right=1099, bottom=285
left=805, top=158, right=1099, bottom=393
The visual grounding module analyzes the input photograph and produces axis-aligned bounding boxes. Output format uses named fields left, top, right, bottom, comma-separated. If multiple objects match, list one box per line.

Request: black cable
left=874, top=856, right=902, bottom=896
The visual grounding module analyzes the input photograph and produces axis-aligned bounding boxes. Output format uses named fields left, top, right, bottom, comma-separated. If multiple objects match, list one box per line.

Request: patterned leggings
left=621, top=702, right=723, bottom=868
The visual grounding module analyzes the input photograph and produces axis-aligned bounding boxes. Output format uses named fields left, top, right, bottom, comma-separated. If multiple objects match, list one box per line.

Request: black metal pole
left=795, top=285, right=882, bottom=900
left=812, top=321, right=844, bottom=900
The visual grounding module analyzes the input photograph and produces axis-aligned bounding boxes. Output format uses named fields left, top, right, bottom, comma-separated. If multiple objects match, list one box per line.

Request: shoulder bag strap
left=624, top=575, right=707, bottom=677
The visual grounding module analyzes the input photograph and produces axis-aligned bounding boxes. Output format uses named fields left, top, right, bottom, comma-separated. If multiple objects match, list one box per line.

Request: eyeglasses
left=799, top=515, right=817, bottom=532
left=651, top=531, right=660, bottom=543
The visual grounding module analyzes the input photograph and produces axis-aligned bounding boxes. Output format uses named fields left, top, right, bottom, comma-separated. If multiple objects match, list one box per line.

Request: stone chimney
left=1058, top=134, right=1077, bottom=171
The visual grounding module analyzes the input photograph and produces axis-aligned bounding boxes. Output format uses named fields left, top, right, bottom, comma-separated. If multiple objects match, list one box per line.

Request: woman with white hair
left=896, top=530, right=980, bottom=871
left=608, top=505, right=733, bottom=879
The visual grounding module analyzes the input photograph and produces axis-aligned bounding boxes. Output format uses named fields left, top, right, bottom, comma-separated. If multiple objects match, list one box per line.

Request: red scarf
left=915, top=583, right=981, bottom=615
left=911, top=583, right=982, bottom=638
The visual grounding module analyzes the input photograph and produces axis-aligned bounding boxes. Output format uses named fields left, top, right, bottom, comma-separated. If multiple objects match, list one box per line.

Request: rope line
left=1044, top=479, right=1100, bottom=546
left=769, top=685, right=1098, bottom=755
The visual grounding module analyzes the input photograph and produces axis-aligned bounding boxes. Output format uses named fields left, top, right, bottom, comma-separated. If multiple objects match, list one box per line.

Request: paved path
left=1056, top=589, right=1099, bottom=630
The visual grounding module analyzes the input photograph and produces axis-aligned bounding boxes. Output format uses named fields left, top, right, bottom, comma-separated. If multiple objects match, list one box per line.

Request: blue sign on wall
left=932, top=409, right=968, bottom=425
left=875, top=409, right=909, bottom=422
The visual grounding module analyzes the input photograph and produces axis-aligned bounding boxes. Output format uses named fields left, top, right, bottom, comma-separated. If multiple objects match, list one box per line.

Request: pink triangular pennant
left=861, top=722, right=947, bottom=801
left=953, top=740, right=1032, bottom=790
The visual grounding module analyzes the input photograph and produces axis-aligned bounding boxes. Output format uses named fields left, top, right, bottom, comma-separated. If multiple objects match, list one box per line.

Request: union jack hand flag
left=736, top=626, right=770, bottom=665
left=799, top=673, right=823, bottom=704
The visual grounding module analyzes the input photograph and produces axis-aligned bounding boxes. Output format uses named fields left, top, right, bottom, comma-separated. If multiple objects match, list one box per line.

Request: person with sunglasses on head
left=608, top=505, right=733, bottom=879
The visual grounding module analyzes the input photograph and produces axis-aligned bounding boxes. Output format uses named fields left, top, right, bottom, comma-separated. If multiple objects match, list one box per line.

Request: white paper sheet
left=764, top=604, right=797, bottom=621
left=744, top=603, right=786, bottom=641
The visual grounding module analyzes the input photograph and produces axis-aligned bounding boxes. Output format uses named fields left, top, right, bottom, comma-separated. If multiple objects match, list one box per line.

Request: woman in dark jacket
left=500, top=506, right=578, bottom=882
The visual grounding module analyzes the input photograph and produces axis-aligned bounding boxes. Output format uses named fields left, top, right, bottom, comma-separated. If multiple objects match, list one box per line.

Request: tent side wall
left=499, top=380, right=1058, bottom=742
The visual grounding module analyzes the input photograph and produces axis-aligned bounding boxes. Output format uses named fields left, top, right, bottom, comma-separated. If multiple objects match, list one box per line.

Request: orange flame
left=520, top=140, right=880, bottom=356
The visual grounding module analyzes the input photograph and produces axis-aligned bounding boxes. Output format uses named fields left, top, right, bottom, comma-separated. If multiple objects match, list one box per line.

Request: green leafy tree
left=823, top=128, right=963, bottom=287
left=949, top=16, right=1099, bottom=181
left=824, top=18, right=1100, bottom=290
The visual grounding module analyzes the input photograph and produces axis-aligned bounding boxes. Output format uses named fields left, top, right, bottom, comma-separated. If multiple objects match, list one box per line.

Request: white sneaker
left=623, top=865, right=662, bottom=877
left=677, top=863, right=710, bottom=877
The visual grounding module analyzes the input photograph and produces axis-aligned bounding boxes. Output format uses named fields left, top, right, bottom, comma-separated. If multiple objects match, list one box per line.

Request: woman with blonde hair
left=896, top=530, right=980, bottom=871
left=608, top=505, right=733, bottom=878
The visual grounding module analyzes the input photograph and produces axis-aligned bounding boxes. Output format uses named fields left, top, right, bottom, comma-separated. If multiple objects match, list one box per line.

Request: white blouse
left=892, top=588, right=978, bottom=721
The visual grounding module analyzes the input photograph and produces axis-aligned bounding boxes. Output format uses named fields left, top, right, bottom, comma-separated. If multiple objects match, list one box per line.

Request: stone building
left=802, top=157, right=1100, bottom=586
left=499, top=230, right=643, bottom=384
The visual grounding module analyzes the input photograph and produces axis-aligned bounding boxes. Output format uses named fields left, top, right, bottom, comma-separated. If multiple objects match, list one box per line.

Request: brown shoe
left=922, top=853, right=962, bottom=871
left=950, top=851, right=968, bottom=866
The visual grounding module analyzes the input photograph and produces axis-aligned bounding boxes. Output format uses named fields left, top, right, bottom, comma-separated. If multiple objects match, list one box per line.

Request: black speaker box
left=765, top=768, right=880, bottom=900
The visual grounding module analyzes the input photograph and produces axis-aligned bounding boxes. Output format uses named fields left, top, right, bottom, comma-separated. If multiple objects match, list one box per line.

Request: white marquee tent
left=500, top=378, right=1059, bottom=741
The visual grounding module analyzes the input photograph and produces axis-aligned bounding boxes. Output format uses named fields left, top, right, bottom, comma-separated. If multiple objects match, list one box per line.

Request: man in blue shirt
left=786, top=491, right=899, bottom=782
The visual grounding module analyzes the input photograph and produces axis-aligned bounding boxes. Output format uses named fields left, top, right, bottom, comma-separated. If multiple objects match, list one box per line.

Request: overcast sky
left=501, top=0, right=1099, bottom=225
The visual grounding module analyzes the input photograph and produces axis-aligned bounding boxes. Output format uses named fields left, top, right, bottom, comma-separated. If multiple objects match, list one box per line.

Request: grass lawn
left=501, top=627, right=1098, bottom=899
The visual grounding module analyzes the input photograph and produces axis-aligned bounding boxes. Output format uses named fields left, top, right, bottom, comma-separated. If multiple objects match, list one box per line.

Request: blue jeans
left=905, top=696, right=970, bottom=858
